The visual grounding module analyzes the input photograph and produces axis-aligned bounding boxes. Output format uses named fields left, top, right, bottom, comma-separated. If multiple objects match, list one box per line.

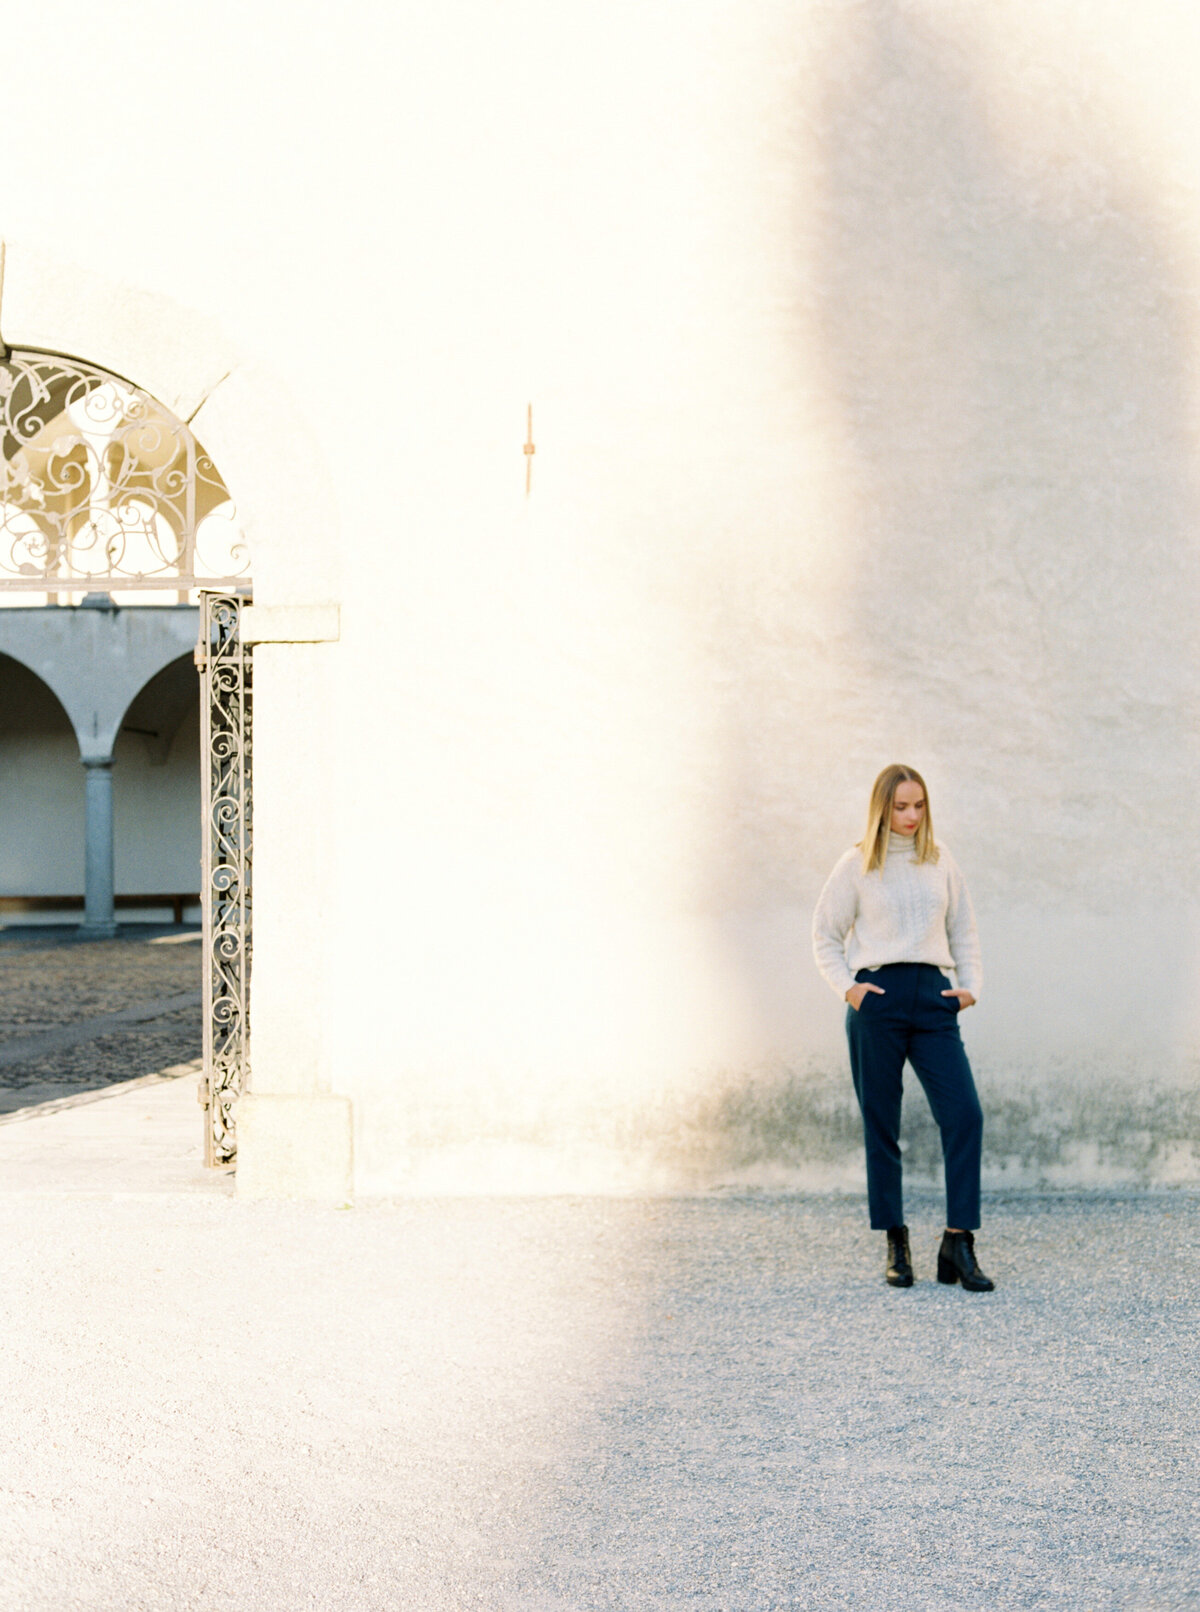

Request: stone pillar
left=80, top=757, right=117, bottom=938
left=230, top=608, right=352, bottom=1202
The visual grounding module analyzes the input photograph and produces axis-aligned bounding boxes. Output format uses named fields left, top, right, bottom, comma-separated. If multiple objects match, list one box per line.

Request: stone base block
left=235, top=1093, right=353, bottom=1202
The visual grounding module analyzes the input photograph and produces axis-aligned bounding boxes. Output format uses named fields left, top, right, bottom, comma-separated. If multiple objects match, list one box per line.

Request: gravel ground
left=0, top=929, right=201, bottom=1108
left=0, top=1186, right=1196, bottom=1612
left=1, top=932, right=1197, bottom=1609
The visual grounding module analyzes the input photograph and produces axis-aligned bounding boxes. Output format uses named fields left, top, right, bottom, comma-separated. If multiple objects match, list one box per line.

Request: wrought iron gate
left=196, top=592, right=252, bottom=1165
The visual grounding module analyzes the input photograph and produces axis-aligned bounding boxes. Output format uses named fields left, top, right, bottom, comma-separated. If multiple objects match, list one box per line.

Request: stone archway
left=0, top=238, right=347, bottom=1194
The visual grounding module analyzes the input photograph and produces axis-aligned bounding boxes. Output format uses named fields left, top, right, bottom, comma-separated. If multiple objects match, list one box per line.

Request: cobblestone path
left=0, top=928, right=202, bottom=1112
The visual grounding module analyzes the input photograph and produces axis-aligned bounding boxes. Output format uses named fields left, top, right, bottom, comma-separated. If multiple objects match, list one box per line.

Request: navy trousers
left=845, top=962, right=984, bottom=1231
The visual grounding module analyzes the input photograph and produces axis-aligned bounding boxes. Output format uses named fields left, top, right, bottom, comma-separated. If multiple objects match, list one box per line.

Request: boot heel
left=937, top=1255, right=959, bottom=1284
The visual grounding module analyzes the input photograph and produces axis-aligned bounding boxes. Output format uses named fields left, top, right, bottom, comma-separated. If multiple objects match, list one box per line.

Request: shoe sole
left=938, top=1256, right=994, bottom=1290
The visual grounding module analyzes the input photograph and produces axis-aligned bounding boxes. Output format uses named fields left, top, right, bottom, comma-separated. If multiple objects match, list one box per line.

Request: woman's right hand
left=845, top=982, right=886, bottom=1012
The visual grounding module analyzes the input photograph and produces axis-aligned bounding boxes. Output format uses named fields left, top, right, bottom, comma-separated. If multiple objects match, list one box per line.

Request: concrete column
left=80, top=758, right=117, bottom=939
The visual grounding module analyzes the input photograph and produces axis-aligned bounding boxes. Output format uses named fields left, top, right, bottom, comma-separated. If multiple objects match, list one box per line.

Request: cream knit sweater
left=812, top=833, right=982, bottom=1001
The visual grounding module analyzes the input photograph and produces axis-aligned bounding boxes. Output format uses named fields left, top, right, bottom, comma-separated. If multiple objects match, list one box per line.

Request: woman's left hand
left=941, top=989, right=976, bottom=1010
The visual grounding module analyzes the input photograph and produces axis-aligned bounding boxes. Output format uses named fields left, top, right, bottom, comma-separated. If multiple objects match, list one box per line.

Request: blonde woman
left=812, top=765, right=993, bottom=1291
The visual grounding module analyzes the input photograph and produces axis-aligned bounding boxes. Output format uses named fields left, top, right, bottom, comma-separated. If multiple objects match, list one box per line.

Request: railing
left=197, top=592, right=252, bottom=1165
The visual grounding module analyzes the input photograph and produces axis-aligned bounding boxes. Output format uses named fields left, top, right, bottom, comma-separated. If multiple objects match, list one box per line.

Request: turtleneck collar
left=886, top=830, right=920, bottom=855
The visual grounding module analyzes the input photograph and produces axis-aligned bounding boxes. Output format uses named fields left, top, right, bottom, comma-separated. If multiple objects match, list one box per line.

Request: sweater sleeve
left=941, top=847, right=982, bottom=1000
left=812, top=852, right=860, bottom=999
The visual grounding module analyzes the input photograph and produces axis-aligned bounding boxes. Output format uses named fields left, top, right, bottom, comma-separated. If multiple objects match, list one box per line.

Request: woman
left=812, top=764, right=993, bottom=1291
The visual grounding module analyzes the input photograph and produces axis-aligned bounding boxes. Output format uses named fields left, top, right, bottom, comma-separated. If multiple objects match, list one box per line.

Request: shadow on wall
left=713, top=0, right=1200, bottom=1187
left=809, top=0, right=1200, bottom=875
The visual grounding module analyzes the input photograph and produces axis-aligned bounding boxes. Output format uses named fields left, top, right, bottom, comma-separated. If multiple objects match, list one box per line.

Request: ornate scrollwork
left=0, top=350, right=248, bottom=592
left=199, top=593, right=251, bottom=1165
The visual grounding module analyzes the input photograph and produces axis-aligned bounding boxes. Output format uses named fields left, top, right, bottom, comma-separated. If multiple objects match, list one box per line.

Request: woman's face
left=890, top=780, right=926, bottom=837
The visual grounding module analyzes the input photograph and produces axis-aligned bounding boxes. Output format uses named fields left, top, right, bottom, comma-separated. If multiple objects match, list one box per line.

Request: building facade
left=2, top=0, right=1199, bottom=1197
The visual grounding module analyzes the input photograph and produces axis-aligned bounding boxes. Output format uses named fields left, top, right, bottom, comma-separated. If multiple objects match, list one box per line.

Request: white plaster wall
left=2, top=0, right=1199, bottom=1190
left=329, top=0, right=1200, bottom=1192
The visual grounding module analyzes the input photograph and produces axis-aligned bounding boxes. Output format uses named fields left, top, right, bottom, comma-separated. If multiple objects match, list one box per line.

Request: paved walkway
left=0, top=934, right=1198, bottom=1610
left=0, top=927, right=202, bottom=1112
left=0, top=1059, right=221, bottom=1195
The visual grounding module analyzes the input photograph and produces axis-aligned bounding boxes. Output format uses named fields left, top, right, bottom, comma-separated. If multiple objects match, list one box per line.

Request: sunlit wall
left=332, top=0, right=1200, bottom=1192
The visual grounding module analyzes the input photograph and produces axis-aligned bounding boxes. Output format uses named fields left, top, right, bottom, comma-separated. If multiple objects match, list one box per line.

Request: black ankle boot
left=885, top=1225, right=913, bottom=1287
left=937, top=1230, right=994, bottom=1291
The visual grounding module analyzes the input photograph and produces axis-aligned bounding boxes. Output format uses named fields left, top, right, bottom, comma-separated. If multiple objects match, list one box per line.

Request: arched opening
left=0, top=652, right=82, bottom=923
left=0, top=314, right=257, bottom=1164
left=0, top=342, right=250, bottom=937
left=0, top=347, right=247, bottom=605
left=0, top=649, right=205, bottom=928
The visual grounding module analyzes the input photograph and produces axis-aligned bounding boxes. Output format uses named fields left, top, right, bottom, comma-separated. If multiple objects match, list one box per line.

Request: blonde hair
left=858, top=764, right=939, bottom=874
